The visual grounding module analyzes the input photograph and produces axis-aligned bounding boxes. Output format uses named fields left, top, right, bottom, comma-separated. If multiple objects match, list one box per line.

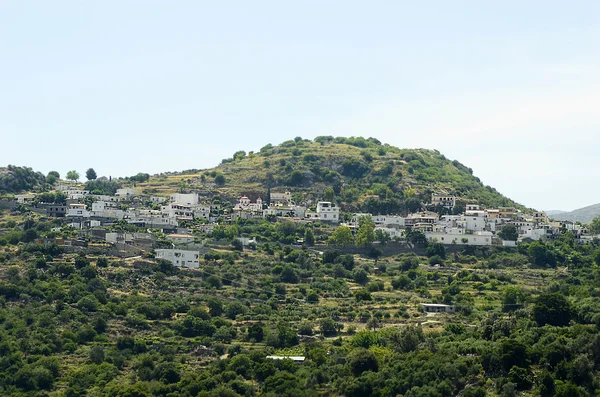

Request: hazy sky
left=1, top=1, right=599, bottom=211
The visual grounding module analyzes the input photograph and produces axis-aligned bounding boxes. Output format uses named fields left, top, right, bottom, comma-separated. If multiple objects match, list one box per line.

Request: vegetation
left=145, top=138, right=527, bottom=216
left=1, top=205, right=600, bottom=396
left=86, top=168, right=98, bottom=181
left=0, top=166, right=47, bottom=193
left=2, top=137, right=598, bottom=396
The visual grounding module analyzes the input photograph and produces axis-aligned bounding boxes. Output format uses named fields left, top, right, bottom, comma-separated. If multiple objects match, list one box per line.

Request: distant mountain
left=545, top=210, right=567, bottom=216
left=549, top=204, right=600, bottom=224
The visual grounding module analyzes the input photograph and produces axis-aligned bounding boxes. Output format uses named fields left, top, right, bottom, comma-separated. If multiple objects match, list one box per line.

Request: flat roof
left=421, top=303, right=453, bottom=307
left=266, top=356, right=305, bottom=361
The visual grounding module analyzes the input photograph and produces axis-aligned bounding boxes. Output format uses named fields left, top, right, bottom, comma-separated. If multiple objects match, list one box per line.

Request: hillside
left=139, top=136, right=526, bottom=213
left=0, top=165, right=48, bottom=194
left=550, top=203, right=600, bottom=224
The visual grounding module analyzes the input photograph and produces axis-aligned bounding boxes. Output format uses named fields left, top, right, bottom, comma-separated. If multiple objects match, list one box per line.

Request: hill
left=549, top=203, right=600, bottom=223
left=545, top=210, right=567, bottom=217
left=0, top=165, right=48, bottom=194
left=140, top=136, right=526, bottom=213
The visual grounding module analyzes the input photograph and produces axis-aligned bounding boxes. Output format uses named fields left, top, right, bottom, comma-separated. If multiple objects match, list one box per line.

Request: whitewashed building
left=155, top=249, right=201, bottom=268
left=431, top=194, right=456, bottom=209
left=116, top=188, right=135, bottom=200
left=170, top=193, right=199, bottom=206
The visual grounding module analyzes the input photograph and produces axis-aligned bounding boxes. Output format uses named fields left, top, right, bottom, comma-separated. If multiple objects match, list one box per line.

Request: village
left=6, top=185, right=592, bottom=271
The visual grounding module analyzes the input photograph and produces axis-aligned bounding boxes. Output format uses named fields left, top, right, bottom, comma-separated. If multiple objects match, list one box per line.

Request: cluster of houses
left=9, top=187, right=595, bottom=268
left=232, top=192, right=340, bottom=223
left=342, top=194, right=590, bottom=247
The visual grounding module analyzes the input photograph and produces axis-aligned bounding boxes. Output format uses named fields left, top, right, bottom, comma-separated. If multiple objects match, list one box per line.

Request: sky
left=1, top=1, right=599, bottom=211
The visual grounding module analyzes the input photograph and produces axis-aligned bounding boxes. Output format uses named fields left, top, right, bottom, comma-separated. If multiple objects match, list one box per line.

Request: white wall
left=155, top=249, right=201, bottom=268
left=170, top=193, right=198, bottom=206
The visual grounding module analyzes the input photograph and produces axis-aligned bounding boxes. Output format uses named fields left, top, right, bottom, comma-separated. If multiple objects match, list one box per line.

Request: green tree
left=527, top=242, right=557, bottom=267
left=89, top=346, right=105, bottom=364
left=66, top=170, right=80, bottom=182
left=214, top=174, right=225, bottom=185
left=330, top=226, right=354, bottom=246
left=324, top=187, right=335, bottom=202
left=589, top=215, right=600, bottom=234
left=374, top=229, right=390, bottom=245
left=319, top=318, right=342, bottom=336
left=85, top=168, right=97, bottom=180
left=499, top=225, right=518, bottom=241
left=304, top=228, right=315, bottom=246
left=356, top=216, right=375, bottom=247
left=426, top=242, right=446, bottom=259
left=46, top=171, right=60, bottom=185
left=347, top=348, right=378, bottom=376
left=502, top=286, right=526, bottom=312
left=533, top=293, right=572, bottom=326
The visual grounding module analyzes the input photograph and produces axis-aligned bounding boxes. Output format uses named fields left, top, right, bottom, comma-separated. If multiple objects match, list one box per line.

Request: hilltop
left=138, top=136, right=526, bottom=213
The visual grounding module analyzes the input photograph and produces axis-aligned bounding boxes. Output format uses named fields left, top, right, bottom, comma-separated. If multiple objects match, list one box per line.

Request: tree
left=46, top=171, right=60, bottom=185
left=214, top=174, right=225, bottom=185
left=352, top=268, right=369, bottom=285
left=207, top=297, right=224, bottom=317
left=324, top=187, right=335, bottom=202
left=248, top=323, right=264, bottom=342
left=533, top=293, right=573, bottom=326
left=374, top=229, right=390, bottom=245
left=502, top=286, right=526, bottom=312
left=329, top=226, right=354, bottom=246
left=304, top=228, right=315, bottom=246
left=589, top=216, right=600, bottom=235
left=426, top=242, right=446, bottom=259
left=280, top=266, right=299, bottom=283
left=66, top=170, right=80, bottom=182
left=89, top=346, right=105, bottom=364
left=319, top=318, right=342, bottom=336
left=527, top=242, right=556, bottom=267
left=85, top=168, right=97, bottom=181
left=499, top=225, right=518, bottom=241
left=347, top=348, right=378, bottom=376
left=356, top=216, right=375, bottom=247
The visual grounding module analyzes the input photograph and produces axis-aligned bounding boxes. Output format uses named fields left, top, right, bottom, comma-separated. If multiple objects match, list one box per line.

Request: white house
left=161, top=203, right=194, bottom=221
left=193, top=205, right=212, bottom=220
left=431, top=194, right=456, bottom=209
left=405, top=211, right=439, bottom=227
left=155, top=249, right=201, bottom=268
left=263, top=204, right=306, bottom=219
left=90, top=201, right=125, bottom=219
left=14, top=194, right=36, bottom=203
left=375, top=227, right=403, bottom=239
left=170, top=193, right=198, bottom=206
left=116, top=188, right=135, bottom=200
left=425, top=230, right=493, bottom=246
left=464, top=210, right=487, bottom=232
left=270, top=191, right=292, bottom=205
left=67, top=203, right=90, bottom=218
left=150, top=196, right=167, bottom=204
left=519, top=226, right=554, bottom=242
left=421, top=304, right=455, bottom=314
left=314, top=201, right=340, bottom=223
left=376, top=215, right=405, bottom=228
left=90, top=194, right=118, bottom=202
left=234, top=196, right=263, bottom=211
left=67, top=190, right=89, bottom=200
